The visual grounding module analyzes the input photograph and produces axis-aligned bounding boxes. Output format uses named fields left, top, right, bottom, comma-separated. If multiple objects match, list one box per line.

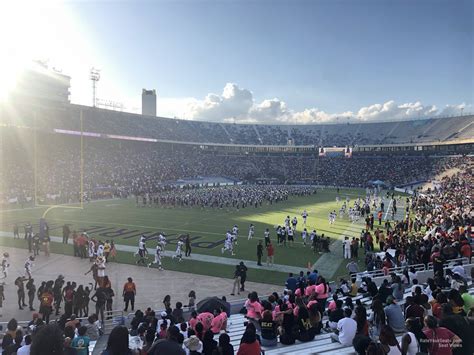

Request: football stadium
left=0, top=1, right=473, bottom=354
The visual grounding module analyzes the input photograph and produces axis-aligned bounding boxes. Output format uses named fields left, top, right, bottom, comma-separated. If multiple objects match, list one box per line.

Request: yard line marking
left=1, top=198, right=123, bottom=213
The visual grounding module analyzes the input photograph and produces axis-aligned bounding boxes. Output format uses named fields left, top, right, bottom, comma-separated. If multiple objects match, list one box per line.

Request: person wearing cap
left=184, top=335, right=202, bottom=354
left=384, top=296, right=405, bottom=333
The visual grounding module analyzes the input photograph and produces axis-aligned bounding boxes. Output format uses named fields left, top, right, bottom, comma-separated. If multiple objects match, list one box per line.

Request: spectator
left=278, top=306, right=297, bottom=345
left=184, top=335, right=202, bottom=355
left=212, top=333, right=234, bottom=355
left=368, top=299, right=386, bottom=337
left=379, top=325, right=401, bottom=354
left=331, top=308, right=357, bottom=346
left=85, top=315, right=100, bottom=340
left=439, top=304, right=474, bottom=355
left=423, top=315, right=461, bottom=355
left=16, top=334, right=32, bottom=355
left=149, top=325, right=185, bottom=355
left=384, top=296, right=406, bottom=333
left=259, top=310, right=278, bottom=347
left=244, top=292, right=263, bottom=324
left=285, top=273, right=297, bottom=293
left=30, top=324, right=65, bottom=355
left=459, top=285, right=474, bottom=315
left=172, top=302, right=185, bottom=324
left=71, top=326, right=90, bottom=355
left=400, top=317, right=429, bottom=355
left=354, top=306, right=369, bottom=337
left=237, top=326, right=261, bottom=355
left=404, top=296, right=424, bottom=324
left=202, top=330, right=217, bottom=355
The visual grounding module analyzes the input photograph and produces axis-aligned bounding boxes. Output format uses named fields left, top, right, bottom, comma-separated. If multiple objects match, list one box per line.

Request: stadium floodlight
left=460, top=107, right=464, bottom=116
left=90, top=68, right=101, bottom=107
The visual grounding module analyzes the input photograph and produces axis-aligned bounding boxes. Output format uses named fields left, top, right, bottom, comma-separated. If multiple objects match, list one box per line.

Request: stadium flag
left=318, top=147, right=326, bottom=157
left=345, top=146, right=352, bottom=158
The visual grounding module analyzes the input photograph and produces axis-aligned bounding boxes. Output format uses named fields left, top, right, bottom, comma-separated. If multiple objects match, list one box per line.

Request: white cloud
left=159, top=83, right=471, bottom=124
left=438, top=103, right=472, bottom=116
left=186, top=83, right=253, bottom=121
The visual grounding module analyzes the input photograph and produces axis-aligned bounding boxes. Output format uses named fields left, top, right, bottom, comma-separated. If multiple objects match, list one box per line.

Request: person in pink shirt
left=305, top=280, right=317, bottom=297
left=188, top=311, right=198, bottom=330
left=315, top=277, right=329, bottom=313
left=327, top=294, right=338, bottom=312
left=197, top=311, right=214, bottom=332
left=211, top=308, right=228, bottom=334
left=245, top=292, right=263, bottom=321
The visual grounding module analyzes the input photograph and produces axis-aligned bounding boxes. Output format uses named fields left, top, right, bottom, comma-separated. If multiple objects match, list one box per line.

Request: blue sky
left=1, top=0, right=472, bottom=122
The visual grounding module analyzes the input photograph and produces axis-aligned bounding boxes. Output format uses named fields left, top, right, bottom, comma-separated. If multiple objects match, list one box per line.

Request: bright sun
left=0, top=1, right=81, bottom=104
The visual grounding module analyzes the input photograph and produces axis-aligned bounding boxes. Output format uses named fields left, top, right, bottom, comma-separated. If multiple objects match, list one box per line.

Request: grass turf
left=0, top=187, right=398, bottom=285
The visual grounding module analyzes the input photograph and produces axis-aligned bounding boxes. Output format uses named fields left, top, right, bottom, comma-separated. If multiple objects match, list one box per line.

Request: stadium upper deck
left=1, top=102, right=473, bottom=147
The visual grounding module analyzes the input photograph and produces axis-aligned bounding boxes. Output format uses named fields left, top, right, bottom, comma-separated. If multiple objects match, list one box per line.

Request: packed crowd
left=352, top=162, right=473, bottom=276
left=1, top=130, right=467, bottom=206
left=4, top=104, right=473, bottom=146
left=0, top=157, right=472, bottom=355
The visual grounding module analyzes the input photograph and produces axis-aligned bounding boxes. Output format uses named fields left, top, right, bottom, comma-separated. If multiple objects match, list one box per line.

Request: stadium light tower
left=460, top=107, right=464, bottom=116
left=90, top=68, right=101, bottom=107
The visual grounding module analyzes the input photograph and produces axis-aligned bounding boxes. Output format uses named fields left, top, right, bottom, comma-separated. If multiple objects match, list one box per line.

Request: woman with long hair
left=354, top=305, right=369, bottom=337
left=101, top=325, right=132, bottom=355
left=401, top=317, right=428, bottom=355
left=296, top=306, right=316, bottom=342
left=278, top=304, right=297, bottom=345
left=315, top=276, right=329, bottom=314
left=379, top=325, right=401, bottom=354
left=308, top=302, right=322, bottom=334
left=368, top=299, right=386, bottom=338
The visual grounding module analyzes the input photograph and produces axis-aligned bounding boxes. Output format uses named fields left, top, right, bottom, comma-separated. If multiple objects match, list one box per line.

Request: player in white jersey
left=336, top=196, right=340, bottom=203
left=284, top=216, right=290, bottom=228
left=301, top=228, right=308, bottom=246
left=232, top=225, right=239, bottom=245
left=301, top=210, right=308, bottom=225
left=287, top=227, right=294, bottom=246
left=291, top=217, right=298, bottom=230
left=221, top=231, right=235, bottom=256
left=328, top=211, right=336, bottom=225
left=148, top=245, right=164, bottom=270
left=248, top=224, right=255, bottom=240
left=339, top=205, right=345, bottom=218
left=1, top=253, right=10, bottom=279
left=88, top=239, right=96, bottom=261
left=96, top=243, right=104, bottom=257
left=172, top=240, right=184, bottom=262
left=24, top=256, right=34, bottom=279
left=158, top=234, right=167, bottom=250
left=310, top=230, right=316, bottom=243
left=136, top=236, right=148, bottom=265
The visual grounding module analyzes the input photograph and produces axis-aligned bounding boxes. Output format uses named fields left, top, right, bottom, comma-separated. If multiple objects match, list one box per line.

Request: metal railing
left=356, top=257, right=470, bottom=280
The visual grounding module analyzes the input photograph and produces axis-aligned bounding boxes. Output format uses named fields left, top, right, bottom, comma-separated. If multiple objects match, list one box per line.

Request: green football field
left=0, top=187, right=400, bottom=285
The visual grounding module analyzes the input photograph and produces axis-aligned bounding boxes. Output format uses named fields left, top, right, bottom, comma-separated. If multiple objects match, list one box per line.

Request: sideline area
left=0, top=246, right=281, bottom=322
